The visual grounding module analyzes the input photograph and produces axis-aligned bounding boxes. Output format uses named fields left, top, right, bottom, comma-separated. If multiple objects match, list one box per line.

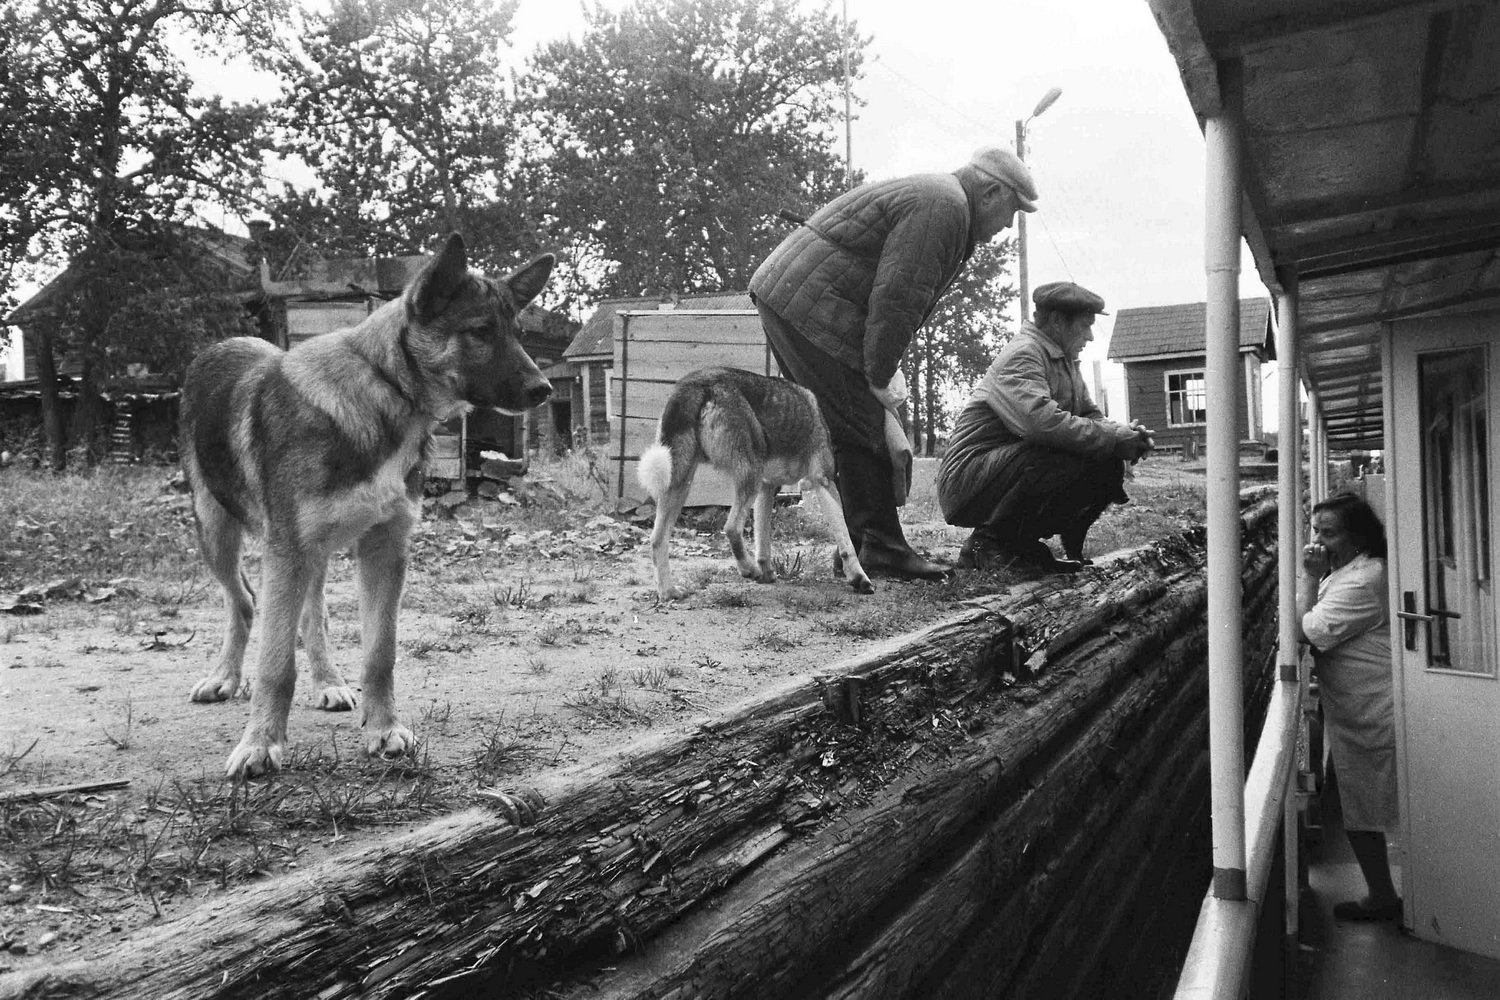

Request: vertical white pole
left=1017, top=118, right=1030, bottom=323
left=1277, top=283, right=1301, bottom=683
left=1205, top=113, right=1247, bottom=900
left=1309, top=394, right=1327, bottom=501
left=1276, top=281, right=1303, bottom=962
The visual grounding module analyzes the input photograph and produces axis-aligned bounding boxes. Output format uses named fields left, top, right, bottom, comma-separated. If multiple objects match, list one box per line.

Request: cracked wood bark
left=7, top=499, right=1277, bottom=1000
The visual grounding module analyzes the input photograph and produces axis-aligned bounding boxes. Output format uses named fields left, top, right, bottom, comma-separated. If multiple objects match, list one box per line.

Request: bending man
left=750, top=147, right=1038, bottom=580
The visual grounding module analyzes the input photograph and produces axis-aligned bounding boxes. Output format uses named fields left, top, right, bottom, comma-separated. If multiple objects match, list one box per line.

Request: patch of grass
left=816, top=610, right=896, bottom=640
left=770, top=549, right=805, bottom=581
left=563, top=688, right=651, bottom=726
left=0, top=467, right=198, bottom=592
left=2, top=738, right=40, bottom=779
left=702, top=584, right=753, bottom=608
left=101, top=695, right=134, bottom=751
left=630, top=663, right=673, bottom=690
left=747, top=625, right=799, bottom=652
left=471, top=721, right=538, bottom=777
left=0, top=742, right=455, bottom=905
left=450, top=598, right=493, bottom=630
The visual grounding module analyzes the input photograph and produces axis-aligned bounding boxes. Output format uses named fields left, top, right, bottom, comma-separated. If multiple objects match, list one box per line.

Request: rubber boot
left=834, top=446, right=949, bottom=580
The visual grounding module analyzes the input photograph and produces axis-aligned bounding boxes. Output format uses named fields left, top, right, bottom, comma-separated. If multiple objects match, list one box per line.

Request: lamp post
left=1016, top=86, right=1062, bottom=323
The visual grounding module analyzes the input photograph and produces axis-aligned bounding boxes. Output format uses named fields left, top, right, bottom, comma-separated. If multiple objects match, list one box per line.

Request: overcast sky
left=9, top=0, right=1277, bottom=421
left=511, top=0, right=1275, bottom=418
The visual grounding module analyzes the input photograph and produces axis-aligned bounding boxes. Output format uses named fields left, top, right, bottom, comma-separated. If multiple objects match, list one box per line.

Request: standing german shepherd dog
left=638, top=366, right=874, bottom=601
left=181, top=234, right=553, bottom=780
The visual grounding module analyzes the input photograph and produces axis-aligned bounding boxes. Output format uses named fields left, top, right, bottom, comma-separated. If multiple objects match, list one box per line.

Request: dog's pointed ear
left=506, top=254, right=555, bottom=310
left=409, top=233, right=469, bottom=322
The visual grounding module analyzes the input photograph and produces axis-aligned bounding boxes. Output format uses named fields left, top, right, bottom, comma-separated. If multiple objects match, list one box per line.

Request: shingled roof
left=1107, top=298, right=1274, bottom=362
left=564, top=292, right=755, bottom=359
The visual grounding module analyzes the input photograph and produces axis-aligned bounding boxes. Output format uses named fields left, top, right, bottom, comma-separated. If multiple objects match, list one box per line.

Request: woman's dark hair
left=1313, top=491, right=1388, bottom=559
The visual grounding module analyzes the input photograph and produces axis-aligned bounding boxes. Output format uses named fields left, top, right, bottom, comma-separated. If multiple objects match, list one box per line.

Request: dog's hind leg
left=355, top=518, right=416, bottom=761
left=806, top=474, right=876, bottom=594
left=726, top=476, right=770, bottom=582
left=190, top=493, right=255, bottom=703
left=302, top=560, right=357, bottom=711
left=649, top=477, right=694, bottom=601
left=752, top=482, right=778, bottom=582
left=226, top=548, right=312, bottom=779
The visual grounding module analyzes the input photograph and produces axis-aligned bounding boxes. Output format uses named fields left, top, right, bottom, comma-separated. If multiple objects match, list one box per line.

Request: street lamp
left=1016, top=86, right=1062, bottom=323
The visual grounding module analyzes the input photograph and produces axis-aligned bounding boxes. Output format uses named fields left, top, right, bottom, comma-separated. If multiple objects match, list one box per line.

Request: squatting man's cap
left=1033, top=281, right=1109, bottom=315
left=968, top=146, right=1038, bottom=212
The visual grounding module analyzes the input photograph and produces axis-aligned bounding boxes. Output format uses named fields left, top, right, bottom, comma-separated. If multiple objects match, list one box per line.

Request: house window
left=1166, top=370, right=1207, bottom=426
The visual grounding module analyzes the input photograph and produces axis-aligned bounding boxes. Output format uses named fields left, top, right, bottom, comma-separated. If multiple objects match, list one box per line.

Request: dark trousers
left=949, top=445, right=1125, bottom=554
left=755, top=303, right=906, bottom=547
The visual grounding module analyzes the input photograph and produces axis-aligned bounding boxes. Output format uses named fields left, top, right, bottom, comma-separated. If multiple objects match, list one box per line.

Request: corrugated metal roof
left=1107, top=298, right=1273, bottom=360
left=563, top=292, right=755, bottom=359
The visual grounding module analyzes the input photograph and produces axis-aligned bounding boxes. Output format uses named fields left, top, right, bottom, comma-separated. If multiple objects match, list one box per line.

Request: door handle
left=1398, top=591, right=1434, bottom=650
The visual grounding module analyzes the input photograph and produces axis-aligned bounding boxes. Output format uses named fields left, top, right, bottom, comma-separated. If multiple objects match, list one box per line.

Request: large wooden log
left=7, top=500, right=1279, bottom=1000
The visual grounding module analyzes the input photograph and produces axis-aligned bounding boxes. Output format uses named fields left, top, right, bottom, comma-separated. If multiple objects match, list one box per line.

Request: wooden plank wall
left=611, top=310, right=774, bottom=506
left=285, top=300, right=371, bottom=349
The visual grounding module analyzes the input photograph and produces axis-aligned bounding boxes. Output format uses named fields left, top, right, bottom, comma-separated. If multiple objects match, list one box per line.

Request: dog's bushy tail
left=638, top=442, right=674, bottom=499
left=639, top=376, right=714, bottom=499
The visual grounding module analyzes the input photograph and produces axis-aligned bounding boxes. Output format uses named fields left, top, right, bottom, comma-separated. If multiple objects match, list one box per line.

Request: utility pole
left=1016, top=87, right=1062, bottom=322
left=842, top=0, right=852, bottom=188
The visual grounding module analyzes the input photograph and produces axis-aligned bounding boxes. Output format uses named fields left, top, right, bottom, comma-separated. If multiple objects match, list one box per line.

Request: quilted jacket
left=749, top=172, right=980, bottom=387
left=937, top=322, right=1138, bottom=519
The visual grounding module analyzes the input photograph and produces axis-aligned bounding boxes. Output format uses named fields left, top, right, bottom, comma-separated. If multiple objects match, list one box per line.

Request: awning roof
left=1148, top=0, right=1500, bottom=450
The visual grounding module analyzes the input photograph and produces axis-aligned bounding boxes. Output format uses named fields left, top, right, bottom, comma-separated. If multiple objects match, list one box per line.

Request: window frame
left=1164, top=367, right=1209, bottom=428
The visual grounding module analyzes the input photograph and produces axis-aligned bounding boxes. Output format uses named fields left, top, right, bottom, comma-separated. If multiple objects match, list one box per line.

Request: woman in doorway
left=1298, top=491, right=1401, bottom=921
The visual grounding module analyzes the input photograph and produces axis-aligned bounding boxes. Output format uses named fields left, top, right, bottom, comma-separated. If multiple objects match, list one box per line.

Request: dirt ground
left=0, top=458, right=1206, bottom=975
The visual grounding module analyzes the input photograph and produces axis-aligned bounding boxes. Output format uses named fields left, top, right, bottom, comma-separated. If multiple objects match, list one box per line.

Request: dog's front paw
left=226, top=740, right=283, bottom=781
left=190, top=673, right=240, bottom=703
left=315, top=685, right=358, bottom=712
left=366, top=724, right=416, bottom=761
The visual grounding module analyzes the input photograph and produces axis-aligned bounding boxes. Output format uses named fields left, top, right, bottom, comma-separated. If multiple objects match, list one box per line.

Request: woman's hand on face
left=1302, top=542, right=1330, bottom=576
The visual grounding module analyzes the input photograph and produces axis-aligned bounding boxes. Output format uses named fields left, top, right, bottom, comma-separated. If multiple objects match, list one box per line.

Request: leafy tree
left=905, top=239, right=1017, bottom=456
left=515, top=0, right=861, bottom=302
left=1, top=0, right=279, bottom=468
left=260, top=0, right=535, bottom=272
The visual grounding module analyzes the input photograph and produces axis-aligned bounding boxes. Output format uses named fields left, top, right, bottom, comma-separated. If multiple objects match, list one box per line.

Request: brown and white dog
left=638, top=366, right=874, bottom=601
left=179, top=233, right=553, bottom=779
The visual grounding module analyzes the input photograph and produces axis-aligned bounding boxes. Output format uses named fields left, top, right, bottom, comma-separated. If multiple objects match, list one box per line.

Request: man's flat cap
left=1033, top=281, right=1108, bottom=315
left=969, top=146, right=1038, bottom=212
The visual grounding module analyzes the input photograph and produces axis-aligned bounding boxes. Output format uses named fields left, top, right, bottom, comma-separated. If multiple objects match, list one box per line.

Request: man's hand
left=1113, top=422, right=1155, bottom=461
left=870, top=368, right=908, bottom=411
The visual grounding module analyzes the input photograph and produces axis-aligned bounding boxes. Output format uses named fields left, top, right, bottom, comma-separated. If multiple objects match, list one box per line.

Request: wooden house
left=1107, top=298, right=1275, bottom=454
left=1, top=225, right=262, bottom=463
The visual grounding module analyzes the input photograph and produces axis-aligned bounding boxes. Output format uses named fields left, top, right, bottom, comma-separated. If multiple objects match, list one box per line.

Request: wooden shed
left=563, top=293, right=758, bottom=455
left=1107, top=298, right=1275, bottom=454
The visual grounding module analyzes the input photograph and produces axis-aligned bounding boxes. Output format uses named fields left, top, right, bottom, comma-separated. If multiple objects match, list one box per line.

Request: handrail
left=1174, top=664, right=1305, bottom=998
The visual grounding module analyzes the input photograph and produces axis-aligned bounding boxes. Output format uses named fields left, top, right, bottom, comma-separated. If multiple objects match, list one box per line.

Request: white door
left=1390, top=314, right=1500, bottom=959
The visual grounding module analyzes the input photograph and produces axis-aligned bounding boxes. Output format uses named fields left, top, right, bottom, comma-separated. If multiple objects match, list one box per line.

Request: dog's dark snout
left=525, top=378, right=552, bottom=407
